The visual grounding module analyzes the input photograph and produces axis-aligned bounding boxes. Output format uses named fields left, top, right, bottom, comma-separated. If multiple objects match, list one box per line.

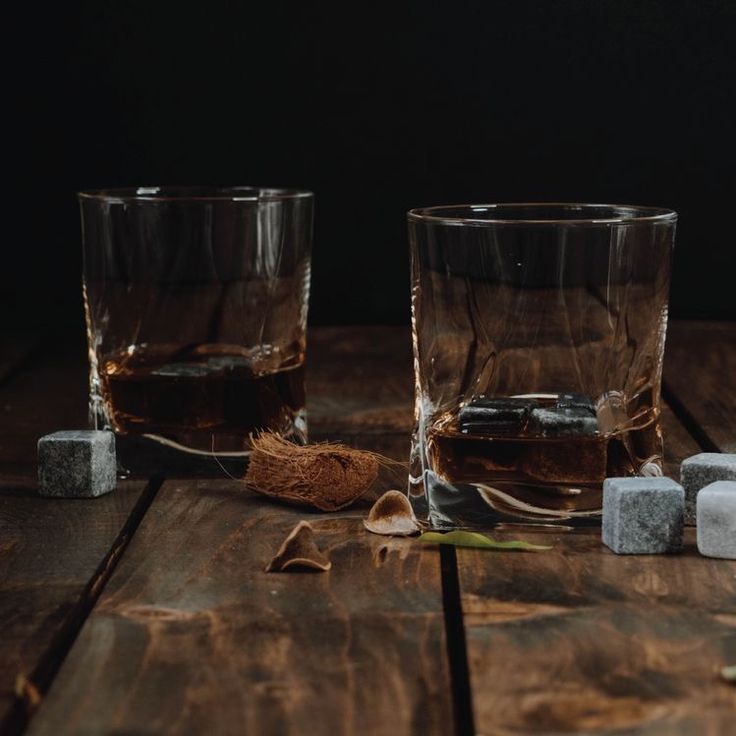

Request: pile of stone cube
left=603, top=452, right=736, bottom=559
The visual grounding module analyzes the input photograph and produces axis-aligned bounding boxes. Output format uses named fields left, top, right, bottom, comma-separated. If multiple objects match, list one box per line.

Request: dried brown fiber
left=245, top=432, right=380, bottom=511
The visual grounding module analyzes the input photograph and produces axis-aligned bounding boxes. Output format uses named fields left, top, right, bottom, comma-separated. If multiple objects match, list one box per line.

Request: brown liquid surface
left=100, top=343, right=305, bottom=453
left=426, top=401, right=662, bottom=517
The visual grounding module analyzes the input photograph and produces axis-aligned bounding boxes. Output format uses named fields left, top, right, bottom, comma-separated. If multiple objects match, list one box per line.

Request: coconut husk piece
left=364, top=490, right=421, bottom=536
left=245, top=432, right=380, bottom=511
left=265, top=521, right=331, bottom=572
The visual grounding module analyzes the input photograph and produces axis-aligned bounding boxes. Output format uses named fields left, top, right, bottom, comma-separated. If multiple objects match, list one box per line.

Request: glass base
left=113, top=433, right=250, bottom=479
left=99, top=412, right=307, bottom=479
left=408, top=404, right=663, bottom=530
left=411, top=470, right=604, bottom=531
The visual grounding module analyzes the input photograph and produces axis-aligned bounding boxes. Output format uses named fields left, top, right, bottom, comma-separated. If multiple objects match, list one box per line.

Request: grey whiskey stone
left=602, top=476, right=684, bottom=554
left=696, top=481, right=736, bottom=559
left=37, top=430, right=116, bottom=498
left=458, top=396, right=538, bottom=434
left=680, top=453, right=736, bottom=525
left=528, top=406, right=598, bottom=437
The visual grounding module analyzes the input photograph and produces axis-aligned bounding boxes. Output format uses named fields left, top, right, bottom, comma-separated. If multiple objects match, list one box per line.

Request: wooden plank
left=308, top=326, right=413, bottom=506
left=661, top=404, right=703, bottom=479
left=308, top=326, right=413, bottom=435
left=0, top=342, right=152, bottom=731
left=456, top=399, right=735, bottom=733
left=458, top=529, right=736, bottom=735
left=1, top=325, right=414, bottom=732
left=27, top=472, right=454, bottom=735
left=0, top=480, right=152, bottom=728
left=0, top=341, right=88, bottom=478
left=5, top=323, right=715, bottom=735
left=664, top=321, right=736, bottom=453
left=25, top=328, right=451, bottom=735
left=449, top=319, right=727, bottom=733
left=0, top=334, right=39, bottom=385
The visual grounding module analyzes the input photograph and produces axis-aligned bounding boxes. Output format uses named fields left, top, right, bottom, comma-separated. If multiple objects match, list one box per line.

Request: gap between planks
left=22, top=480, right=454, bottom=736
left=3, top=476, right=164, bottom=736
left=662, top=381, right=720, bottom=453
left=440, top=546, right=476, bottom=736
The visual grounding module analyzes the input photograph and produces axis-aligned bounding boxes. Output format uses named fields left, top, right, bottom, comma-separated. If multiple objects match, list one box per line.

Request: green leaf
left=418, top=530, right=552, bottom=551
left=721, top=665, right=736, bottom=684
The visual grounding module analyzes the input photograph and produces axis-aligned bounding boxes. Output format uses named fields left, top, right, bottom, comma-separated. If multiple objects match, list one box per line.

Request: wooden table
left=1, top=322, right=734, bottom=735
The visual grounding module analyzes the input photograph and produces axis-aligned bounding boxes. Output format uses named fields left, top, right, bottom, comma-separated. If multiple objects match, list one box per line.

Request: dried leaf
left=721, top=665, right=736, bottom=684
left=364, top=490, right=421, bottom=536
left=418, top=530, right=552, bottom=551
left=265, top=521, right=332, bottom=572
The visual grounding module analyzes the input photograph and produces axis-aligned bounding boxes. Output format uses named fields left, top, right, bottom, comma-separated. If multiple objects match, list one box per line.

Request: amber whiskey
left=424, top=394, right=662, bottom=522
left=99, top=343, right=306, bottom=457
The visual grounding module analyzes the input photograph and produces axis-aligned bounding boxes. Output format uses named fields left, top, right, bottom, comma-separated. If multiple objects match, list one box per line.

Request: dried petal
left=364, top=490, right=421, bottom=536
left=265, top=521, right=332, bottom=572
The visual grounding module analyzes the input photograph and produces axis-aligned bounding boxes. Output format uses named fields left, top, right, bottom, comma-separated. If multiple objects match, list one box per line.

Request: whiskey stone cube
left=602, top=476, right=684, bottom=554
left=529, top=406, right=598, bottom=437
left=458, top=396, right=538, bottom=434
left=680, top=453, right=736, bottom=525
left=696, top=481, right=736, bottom=559
left=38, top=430, right=116, bottom=498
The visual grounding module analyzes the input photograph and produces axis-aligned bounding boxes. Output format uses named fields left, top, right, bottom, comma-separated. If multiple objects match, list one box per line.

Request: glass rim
left=407, top=202, right=677, bottom=226
left=77, top=186, right=314, bottom=203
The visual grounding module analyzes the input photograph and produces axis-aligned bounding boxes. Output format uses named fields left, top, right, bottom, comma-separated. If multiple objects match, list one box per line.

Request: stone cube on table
left=696, top=481, right=736, bottom=560
left=37, top=430, right=116, bottom=498
left=602, top=477, right=684, bottom=554
left=680, top=453, right=736, bottom=525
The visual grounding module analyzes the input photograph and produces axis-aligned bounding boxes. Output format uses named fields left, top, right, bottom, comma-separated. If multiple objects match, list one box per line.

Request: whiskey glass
left=79, top=186, right=313, bottom=476
left=408, top=203, right=677, bottom=528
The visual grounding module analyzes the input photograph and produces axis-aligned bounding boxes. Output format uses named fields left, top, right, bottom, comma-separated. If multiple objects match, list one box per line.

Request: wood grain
left=660, top=404, right=701, bottom=479
left=0, top=327, right=416, bottom=735
left=0, top=341, right=87, bottom=478
left=457, top=527, right=736, bottom=735
left=27, top=475, right=453, bottom=736
left=0, top=341, right=151, bottom=730
left=455, top=403, right=735, bottom=735
left=0, top=333, right=38, bottom=385
left=664, top=321, right=736, bottom=453
left=308, top=326, right=413, bottom=435
left=4, top=323, right=728, bottom=736
left=307, top=325, right=699, bottom=471
left=0, top=481, right=150, bottom=725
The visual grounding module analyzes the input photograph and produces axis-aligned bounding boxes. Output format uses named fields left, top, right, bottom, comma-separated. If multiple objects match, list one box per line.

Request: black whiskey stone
left=458, top=396, right=538, bottom=434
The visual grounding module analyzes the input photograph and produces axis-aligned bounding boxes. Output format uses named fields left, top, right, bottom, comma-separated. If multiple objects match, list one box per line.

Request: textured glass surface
left=80, top=187, right=313, bottom=476
left=408, top=204, right=676, bottom=529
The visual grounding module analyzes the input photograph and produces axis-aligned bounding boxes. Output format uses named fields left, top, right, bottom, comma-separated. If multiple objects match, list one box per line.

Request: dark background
left=6, top=0, right=736, bottom=334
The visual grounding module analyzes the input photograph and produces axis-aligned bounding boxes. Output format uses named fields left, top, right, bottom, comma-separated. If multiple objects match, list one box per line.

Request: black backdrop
left=6, top=0, right=736, bottom=333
